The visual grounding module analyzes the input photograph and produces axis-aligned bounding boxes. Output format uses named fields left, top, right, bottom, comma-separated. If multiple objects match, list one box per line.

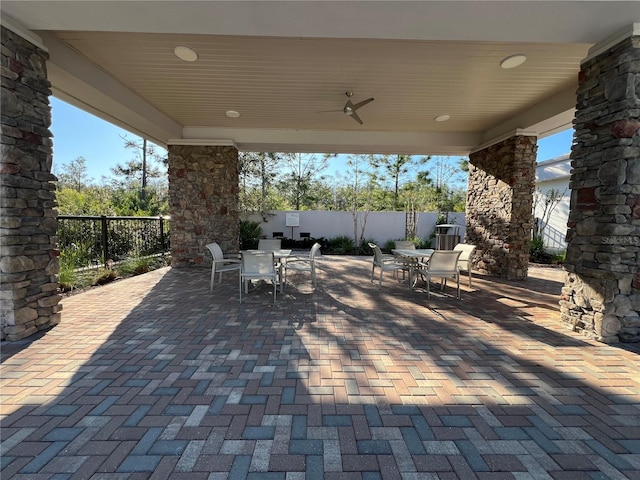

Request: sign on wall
left=285, top=212, right=300, bottom=227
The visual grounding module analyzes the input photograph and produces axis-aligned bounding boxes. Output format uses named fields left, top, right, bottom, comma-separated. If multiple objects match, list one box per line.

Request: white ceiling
left=2, top=1, right=639, bottom=155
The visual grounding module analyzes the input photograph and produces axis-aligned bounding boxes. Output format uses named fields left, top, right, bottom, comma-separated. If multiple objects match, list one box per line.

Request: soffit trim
left=1, top=14, right=47, bottom=51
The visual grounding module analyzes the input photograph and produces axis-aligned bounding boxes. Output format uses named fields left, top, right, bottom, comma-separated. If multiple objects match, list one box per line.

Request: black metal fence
left=57, top=215, right=170, bottom=268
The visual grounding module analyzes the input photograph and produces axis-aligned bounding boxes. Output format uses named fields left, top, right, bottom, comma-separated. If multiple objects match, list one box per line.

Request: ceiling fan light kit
left=341, top=91, right=375, bottom=125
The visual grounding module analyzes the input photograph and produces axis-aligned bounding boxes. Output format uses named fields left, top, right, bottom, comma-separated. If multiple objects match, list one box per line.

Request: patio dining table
left=392, top=248, right=434, bottom=288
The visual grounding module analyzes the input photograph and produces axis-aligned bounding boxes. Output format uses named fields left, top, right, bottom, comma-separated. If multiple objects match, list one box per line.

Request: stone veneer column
left=467, top=135, right=537, bottom=280
left=1, top=26, right=61, bottom=341
left=168, top=144, right=239, bottom=267
left=561, top=32, right=640, bottom=343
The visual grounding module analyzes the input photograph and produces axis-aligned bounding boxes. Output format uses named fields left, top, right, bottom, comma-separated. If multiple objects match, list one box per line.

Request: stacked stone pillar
left=167, top=144, right=240, bottom=267
left=561, top=32, right=640, bottom=343
left=1, top=26, right=61, bottom=341
left=467, top=135, right=537, bottom=280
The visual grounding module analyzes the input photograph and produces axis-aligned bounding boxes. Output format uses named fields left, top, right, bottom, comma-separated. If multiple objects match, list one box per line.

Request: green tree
left=373, top=154, right=430, bottom=210
left=239, top=152, right=282, bottom=215
left=423, top=156, right=468, bottom=214
left=400, top=171, right=433, bottom=238
left=55, top=186, right=115, bottom=215
left=109, top=183, right=167, bottom=216
left=111, top=136, right=166, bottom=202
left=56, top=156, right=92, bottom=192
left=337, top=154, right=379, bottom=251
left=278, top=153, right=328, bottom=210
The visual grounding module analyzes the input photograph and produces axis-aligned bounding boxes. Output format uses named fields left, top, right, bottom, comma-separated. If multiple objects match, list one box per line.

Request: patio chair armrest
left=381, top=256, right=403, bottom=266
left=289, top=254, right=311, bottom=261
left=286, top=257, right=312, bottom=266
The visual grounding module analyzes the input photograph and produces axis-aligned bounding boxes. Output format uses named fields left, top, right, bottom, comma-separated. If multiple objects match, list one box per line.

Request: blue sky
left=50, top=97, right=573, bottom=182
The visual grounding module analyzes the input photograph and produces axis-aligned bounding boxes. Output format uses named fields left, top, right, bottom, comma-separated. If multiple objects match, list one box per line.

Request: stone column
left=467, top=135, right=537, bottom=280
left=1, top=26, right=61, bottom=341
left=561, top=31, right=640, bottom=343
left=168, top=144, right=239, bottom=267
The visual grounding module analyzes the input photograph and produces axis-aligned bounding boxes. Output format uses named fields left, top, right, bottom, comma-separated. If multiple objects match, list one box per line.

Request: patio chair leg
left=468, top=270, right=472, bottom=288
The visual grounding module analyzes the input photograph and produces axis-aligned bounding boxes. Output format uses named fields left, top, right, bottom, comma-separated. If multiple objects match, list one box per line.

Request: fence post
left=101, top=215, right=109, bottom=267
left=160, top=216, right=166, bottom=252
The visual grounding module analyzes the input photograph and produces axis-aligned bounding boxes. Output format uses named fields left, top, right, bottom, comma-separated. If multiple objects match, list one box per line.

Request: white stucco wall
left=248, top=210, right=467, bottom=246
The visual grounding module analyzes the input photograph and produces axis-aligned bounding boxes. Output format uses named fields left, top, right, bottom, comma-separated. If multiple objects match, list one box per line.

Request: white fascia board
left=584, top=23, right=640, bottom=64
left=41, top=32, right=182, bottom=147
left=181, top=127, right=481, bottom=156
left=477, top=85, right=577, bottom=150
left=3, top=1, right=640, bottom=44
left=167, top=139, right=237, bottom=148
left=470, top=129, right=539, bottom=155
left=0, top=14, right=47, bottom=50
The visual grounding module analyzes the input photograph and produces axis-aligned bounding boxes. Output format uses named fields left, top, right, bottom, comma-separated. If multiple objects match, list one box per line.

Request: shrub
left=117, top=256, right=154, bottom=276
left=58, top=250, right=77, bottom=292
left=93, top=268, right=117, bottom=286
left=327, top=235, right=355, bottom=254
left=416, top=237, right=432, bottom=249
left=552, top=250, right=566, bottom=265
left=382, top=239, right=396, bottom=253
left=359, top=238, right=376, bottom=254
left=529, top=237, right=552, bottom=263
left=240, top=220, right=262, bottom=249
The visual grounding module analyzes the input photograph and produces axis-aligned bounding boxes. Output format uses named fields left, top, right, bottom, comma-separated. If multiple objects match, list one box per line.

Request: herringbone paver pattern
left=2, top=256, right=639, bottom=479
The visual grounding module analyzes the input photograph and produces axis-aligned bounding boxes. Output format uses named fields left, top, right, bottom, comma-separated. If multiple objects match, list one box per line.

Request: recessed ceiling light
left=174, top=46, right=198, bottom=62
left=226, top=110, right=240, bottom=118
left=434, top=115, right=450, bottom=122
left=500, top=53, right=527, bottom=69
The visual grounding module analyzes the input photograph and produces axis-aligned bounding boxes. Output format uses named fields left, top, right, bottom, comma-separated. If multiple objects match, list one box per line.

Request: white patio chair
left=369, top=242, right=406, bottom=287
left=284, top=242, right=321, bottom=289
left=393, top=240, right=416, bottom=280
left=206, top=242, right=241, bottom=291
left=453, top=243, right=477, bottom=287
left=240, top=251, right=281, bottom=304
left=258, top=239, right=282, bottom=251
left=415, top=250, right=462, bottom=299
left=394, top=240, right=416, bottom=250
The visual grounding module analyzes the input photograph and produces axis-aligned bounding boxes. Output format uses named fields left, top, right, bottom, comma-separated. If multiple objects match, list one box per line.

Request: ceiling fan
left=321, top=91, right=375, bottom=125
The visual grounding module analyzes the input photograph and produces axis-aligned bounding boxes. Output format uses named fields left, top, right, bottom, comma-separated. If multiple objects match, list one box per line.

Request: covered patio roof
left=2, top=1, right=638, bottom=154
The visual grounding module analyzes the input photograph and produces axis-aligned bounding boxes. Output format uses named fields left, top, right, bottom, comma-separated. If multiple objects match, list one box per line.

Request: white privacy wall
left=248, top=211, right=467, bottom=245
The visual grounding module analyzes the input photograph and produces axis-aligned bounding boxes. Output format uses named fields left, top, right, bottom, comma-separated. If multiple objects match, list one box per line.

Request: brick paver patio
left=1, top=255, right=639, bottom=479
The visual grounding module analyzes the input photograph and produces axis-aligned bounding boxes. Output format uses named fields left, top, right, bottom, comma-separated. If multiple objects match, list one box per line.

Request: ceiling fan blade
left=350, top=110, right=364, bottom=125
left=351, top=97, right=374, bottom=111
